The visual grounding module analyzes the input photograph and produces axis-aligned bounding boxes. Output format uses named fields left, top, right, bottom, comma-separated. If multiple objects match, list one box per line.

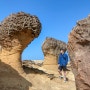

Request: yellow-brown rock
left=42, top=37, right=67, bottom=71
left=0, top=12, right=41, bottom=90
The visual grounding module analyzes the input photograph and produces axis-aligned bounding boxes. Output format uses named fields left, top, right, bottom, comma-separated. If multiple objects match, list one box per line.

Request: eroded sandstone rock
left=68, top=15, right=90, bottom=90
left=42, top=37, right=66, bottom=71
left=0, top=12, right=41, bottom=90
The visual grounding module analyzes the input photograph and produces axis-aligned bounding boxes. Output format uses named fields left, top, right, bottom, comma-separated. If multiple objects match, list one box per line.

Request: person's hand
left=58, top=64, right=60, bottom=67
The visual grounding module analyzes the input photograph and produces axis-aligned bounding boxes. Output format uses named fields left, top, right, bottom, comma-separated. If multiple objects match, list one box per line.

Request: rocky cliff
left=68, top=15, right=90, bottom=90
left=0, top=12, right=41, bottom=90
left=42, top=37, right=66, bottom=71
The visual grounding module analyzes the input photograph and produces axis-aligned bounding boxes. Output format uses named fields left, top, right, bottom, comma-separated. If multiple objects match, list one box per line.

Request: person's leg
left=63, top=66, right=67, bottom=82
left=63, top=71, right=66, bottom=81
left=58, top=70, right=62, bottom=76
left=58, top=66, right=63, bottom=78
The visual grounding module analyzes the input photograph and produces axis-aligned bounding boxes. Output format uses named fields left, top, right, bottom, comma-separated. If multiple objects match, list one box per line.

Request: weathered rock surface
left=22, top=60, right=43, bottom=67
left=0, top=12, right=41, bottom=90
left=42, top=37, right=66, bottom=71
left=68, top=15, right=90, bottom=90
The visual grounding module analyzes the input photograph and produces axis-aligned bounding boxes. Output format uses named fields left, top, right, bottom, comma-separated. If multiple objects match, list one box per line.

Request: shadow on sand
left=0, top=60, right=32, bottom=90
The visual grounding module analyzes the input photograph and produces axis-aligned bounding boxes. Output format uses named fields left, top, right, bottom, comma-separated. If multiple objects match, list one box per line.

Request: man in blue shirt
left=58, top=49, right=68, bottom=82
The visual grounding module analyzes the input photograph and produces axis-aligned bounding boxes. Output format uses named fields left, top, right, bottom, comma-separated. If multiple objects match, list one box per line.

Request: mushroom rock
left=68, top=15, right=90, bottom=90
left=42, top=37, right=67, bottom=71
left=0, top=12, right=41, bottom=90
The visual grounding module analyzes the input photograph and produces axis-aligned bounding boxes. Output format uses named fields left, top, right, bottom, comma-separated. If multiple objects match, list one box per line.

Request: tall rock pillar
left=42, top=37, right=66, bottom=71
left=68, top=15, right=90, bottom=90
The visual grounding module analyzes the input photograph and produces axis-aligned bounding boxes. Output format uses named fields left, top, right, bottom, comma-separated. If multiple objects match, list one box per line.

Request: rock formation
left=42, top=37, right=66, bottom=71
left=68, top=15, right=90, bottom=90
left=0, top=12, right=41, bottom=90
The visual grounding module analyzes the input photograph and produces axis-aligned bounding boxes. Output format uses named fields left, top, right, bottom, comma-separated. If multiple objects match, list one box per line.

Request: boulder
left=68, top=15, right=90, bottom=90
left=42, top=37, right=66, bottom=71
left=0, top=12, right=41, bottom=90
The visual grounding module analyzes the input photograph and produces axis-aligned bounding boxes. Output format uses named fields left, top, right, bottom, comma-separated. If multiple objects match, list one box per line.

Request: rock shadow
left=0, top=60, right=32, bottom=90
left=23, top=65, right=46, bottom=75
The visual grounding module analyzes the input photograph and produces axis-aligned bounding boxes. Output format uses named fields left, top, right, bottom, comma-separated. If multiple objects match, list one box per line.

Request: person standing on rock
left=58, top=49, right=68, bottom=82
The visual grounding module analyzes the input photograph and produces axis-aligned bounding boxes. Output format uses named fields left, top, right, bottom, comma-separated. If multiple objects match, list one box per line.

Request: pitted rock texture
left=42, top=37, right=67, bottom=56
left=68, top=15, right=90, bottom=90
left=0, top=12, right=41, bottom=49
left=42, top=37, right=66, bottom=70
left=0, top=12, right=41, bottom=90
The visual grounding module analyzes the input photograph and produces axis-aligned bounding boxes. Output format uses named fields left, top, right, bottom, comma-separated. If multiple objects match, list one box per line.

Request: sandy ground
left=23, top=61, right=76, bottom=90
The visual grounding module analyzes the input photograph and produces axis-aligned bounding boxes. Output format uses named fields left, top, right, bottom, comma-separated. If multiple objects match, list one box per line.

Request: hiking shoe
left=59, top=76, right=63, bottom=79
left=64, top=80, right=66, bottom=83
left=64, top=78, right=67, bottom=83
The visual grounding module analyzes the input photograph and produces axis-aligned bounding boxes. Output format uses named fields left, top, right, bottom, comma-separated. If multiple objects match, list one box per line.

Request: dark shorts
left=58, top=66, right=67, bottom=71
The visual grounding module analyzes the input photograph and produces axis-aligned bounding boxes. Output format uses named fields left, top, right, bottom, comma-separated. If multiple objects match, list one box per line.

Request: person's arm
left=65, top=54, right=68, bottom=65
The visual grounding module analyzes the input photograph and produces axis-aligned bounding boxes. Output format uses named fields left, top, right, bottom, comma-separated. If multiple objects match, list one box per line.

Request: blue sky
left=0, top=0, right=90, bottom=60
